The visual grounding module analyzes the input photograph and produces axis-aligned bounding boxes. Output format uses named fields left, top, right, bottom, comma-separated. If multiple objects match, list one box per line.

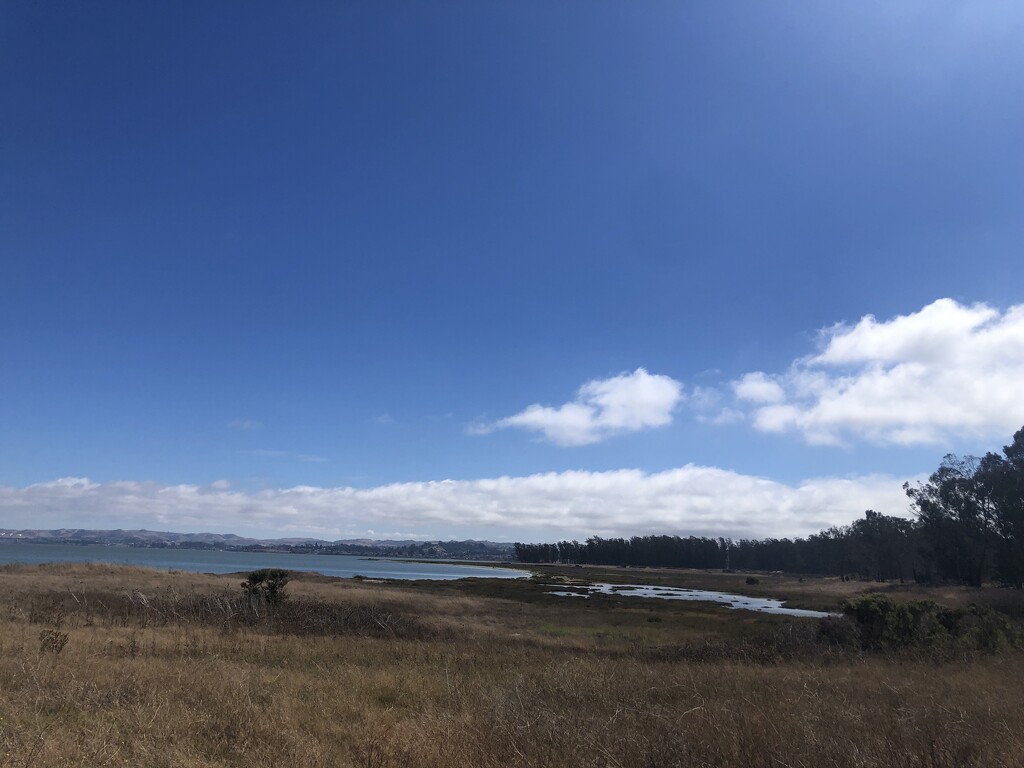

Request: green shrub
left=841, top=593, right=1022, bottom=653
left=242, top=569, right=290, bottom=606
left=816, top=615, right=860, bottom=650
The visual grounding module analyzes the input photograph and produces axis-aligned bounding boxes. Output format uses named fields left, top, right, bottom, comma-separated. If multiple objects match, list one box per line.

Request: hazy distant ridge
left=0, top=528, right=514, bottom=561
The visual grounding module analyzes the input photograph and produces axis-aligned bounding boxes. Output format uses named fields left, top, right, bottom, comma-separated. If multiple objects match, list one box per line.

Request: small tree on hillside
left=242, top=569, right=290, bottom=608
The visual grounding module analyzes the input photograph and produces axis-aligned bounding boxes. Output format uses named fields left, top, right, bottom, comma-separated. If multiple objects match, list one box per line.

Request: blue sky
left=2, top=3, right=1023, bottom=541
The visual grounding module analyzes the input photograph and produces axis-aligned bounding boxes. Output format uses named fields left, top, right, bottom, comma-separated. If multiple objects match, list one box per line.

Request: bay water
left=0, top=542, right=526, bottom=581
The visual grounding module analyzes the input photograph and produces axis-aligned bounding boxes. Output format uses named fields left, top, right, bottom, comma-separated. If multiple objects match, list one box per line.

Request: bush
left=841, top=593, right=1022, bottom=653
left=242, top=569, right=290, bottom=606
left=816, top=615, right=860, bottom=650
left=745, top=576, right=760, bottom=585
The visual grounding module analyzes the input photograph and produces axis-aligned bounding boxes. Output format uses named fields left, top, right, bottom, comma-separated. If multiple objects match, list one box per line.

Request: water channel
left=547, top=582, right=832, bottom=617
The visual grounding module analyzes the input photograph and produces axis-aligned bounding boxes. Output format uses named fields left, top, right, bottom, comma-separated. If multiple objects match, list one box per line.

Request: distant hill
left=0, top=528, right=514, bottom=561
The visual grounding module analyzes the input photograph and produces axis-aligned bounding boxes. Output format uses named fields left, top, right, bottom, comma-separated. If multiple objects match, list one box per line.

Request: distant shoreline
left=0, top=541, right=527, bottom=581
left=0, top=528, right=514, bottom=562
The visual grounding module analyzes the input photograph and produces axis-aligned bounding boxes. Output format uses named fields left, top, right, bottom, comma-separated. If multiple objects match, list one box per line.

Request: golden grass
left=1, top=564, right=1022, bottom=767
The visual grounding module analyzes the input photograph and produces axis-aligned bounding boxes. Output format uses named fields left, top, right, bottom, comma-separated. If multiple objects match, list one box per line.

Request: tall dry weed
left=1, top=565, right=1022, bottom=767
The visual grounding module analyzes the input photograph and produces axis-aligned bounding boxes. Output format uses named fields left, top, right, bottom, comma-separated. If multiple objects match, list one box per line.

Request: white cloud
left=733, top=372, right=786, bottom=404
left=688, top=386, right=745, bottom=426
left=707, top=407, right=745, bottom=426
left=735, top=299, right=1024, bottom=446
left=0, top=468, right=913, bottom=542
left=485, top=368, right=684, bottom=446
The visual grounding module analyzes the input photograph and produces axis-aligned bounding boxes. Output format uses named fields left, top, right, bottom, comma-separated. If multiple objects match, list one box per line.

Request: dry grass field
left=1, top=562, right=1023, bottom=767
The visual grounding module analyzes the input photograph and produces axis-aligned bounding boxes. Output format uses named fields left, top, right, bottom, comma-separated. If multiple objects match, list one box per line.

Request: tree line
left=515, top=426, right=1024, bottom=588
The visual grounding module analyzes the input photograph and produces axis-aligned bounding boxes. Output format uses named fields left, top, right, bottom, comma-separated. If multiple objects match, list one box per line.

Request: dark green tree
left=978, top=428, right=1024, bottom=588
left=847, top=510, right=918, bottom=582
left=905, top=455, right=998, bottom=586
left=906, top=428, right=1024, bottom=588
left=242, top=569, right=290, bottom=605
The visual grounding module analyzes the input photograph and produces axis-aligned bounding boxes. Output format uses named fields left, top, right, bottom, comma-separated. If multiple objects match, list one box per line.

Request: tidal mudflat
left=546, top=581, right=833, bottom=617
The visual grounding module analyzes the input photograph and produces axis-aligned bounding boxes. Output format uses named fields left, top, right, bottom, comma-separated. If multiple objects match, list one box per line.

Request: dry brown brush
left=1, top=565, right=1023, bottom=767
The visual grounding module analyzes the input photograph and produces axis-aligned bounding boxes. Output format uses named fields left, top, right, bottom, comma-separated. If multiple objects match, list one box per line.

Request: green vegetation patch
left=839, top=593, right=1023, bottom=653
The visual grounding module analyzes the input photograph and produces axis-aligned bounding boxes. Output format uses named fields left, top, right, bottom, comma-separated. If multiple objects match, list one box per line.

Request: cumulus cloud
left=0, top=468, right=912, bottom=541
left=484, top=368, right=684, bottom=446
left=734, top=299, right=1024, bottom=446
left=733, top=372, right=786, bottom=404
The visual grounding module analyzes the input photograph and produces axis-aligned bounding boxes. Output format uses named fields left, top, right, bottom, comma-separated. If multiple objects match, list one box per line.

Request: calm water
left=547, top=582, right=832, bottom=617
left=0, top=542, right=527, bottom=581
